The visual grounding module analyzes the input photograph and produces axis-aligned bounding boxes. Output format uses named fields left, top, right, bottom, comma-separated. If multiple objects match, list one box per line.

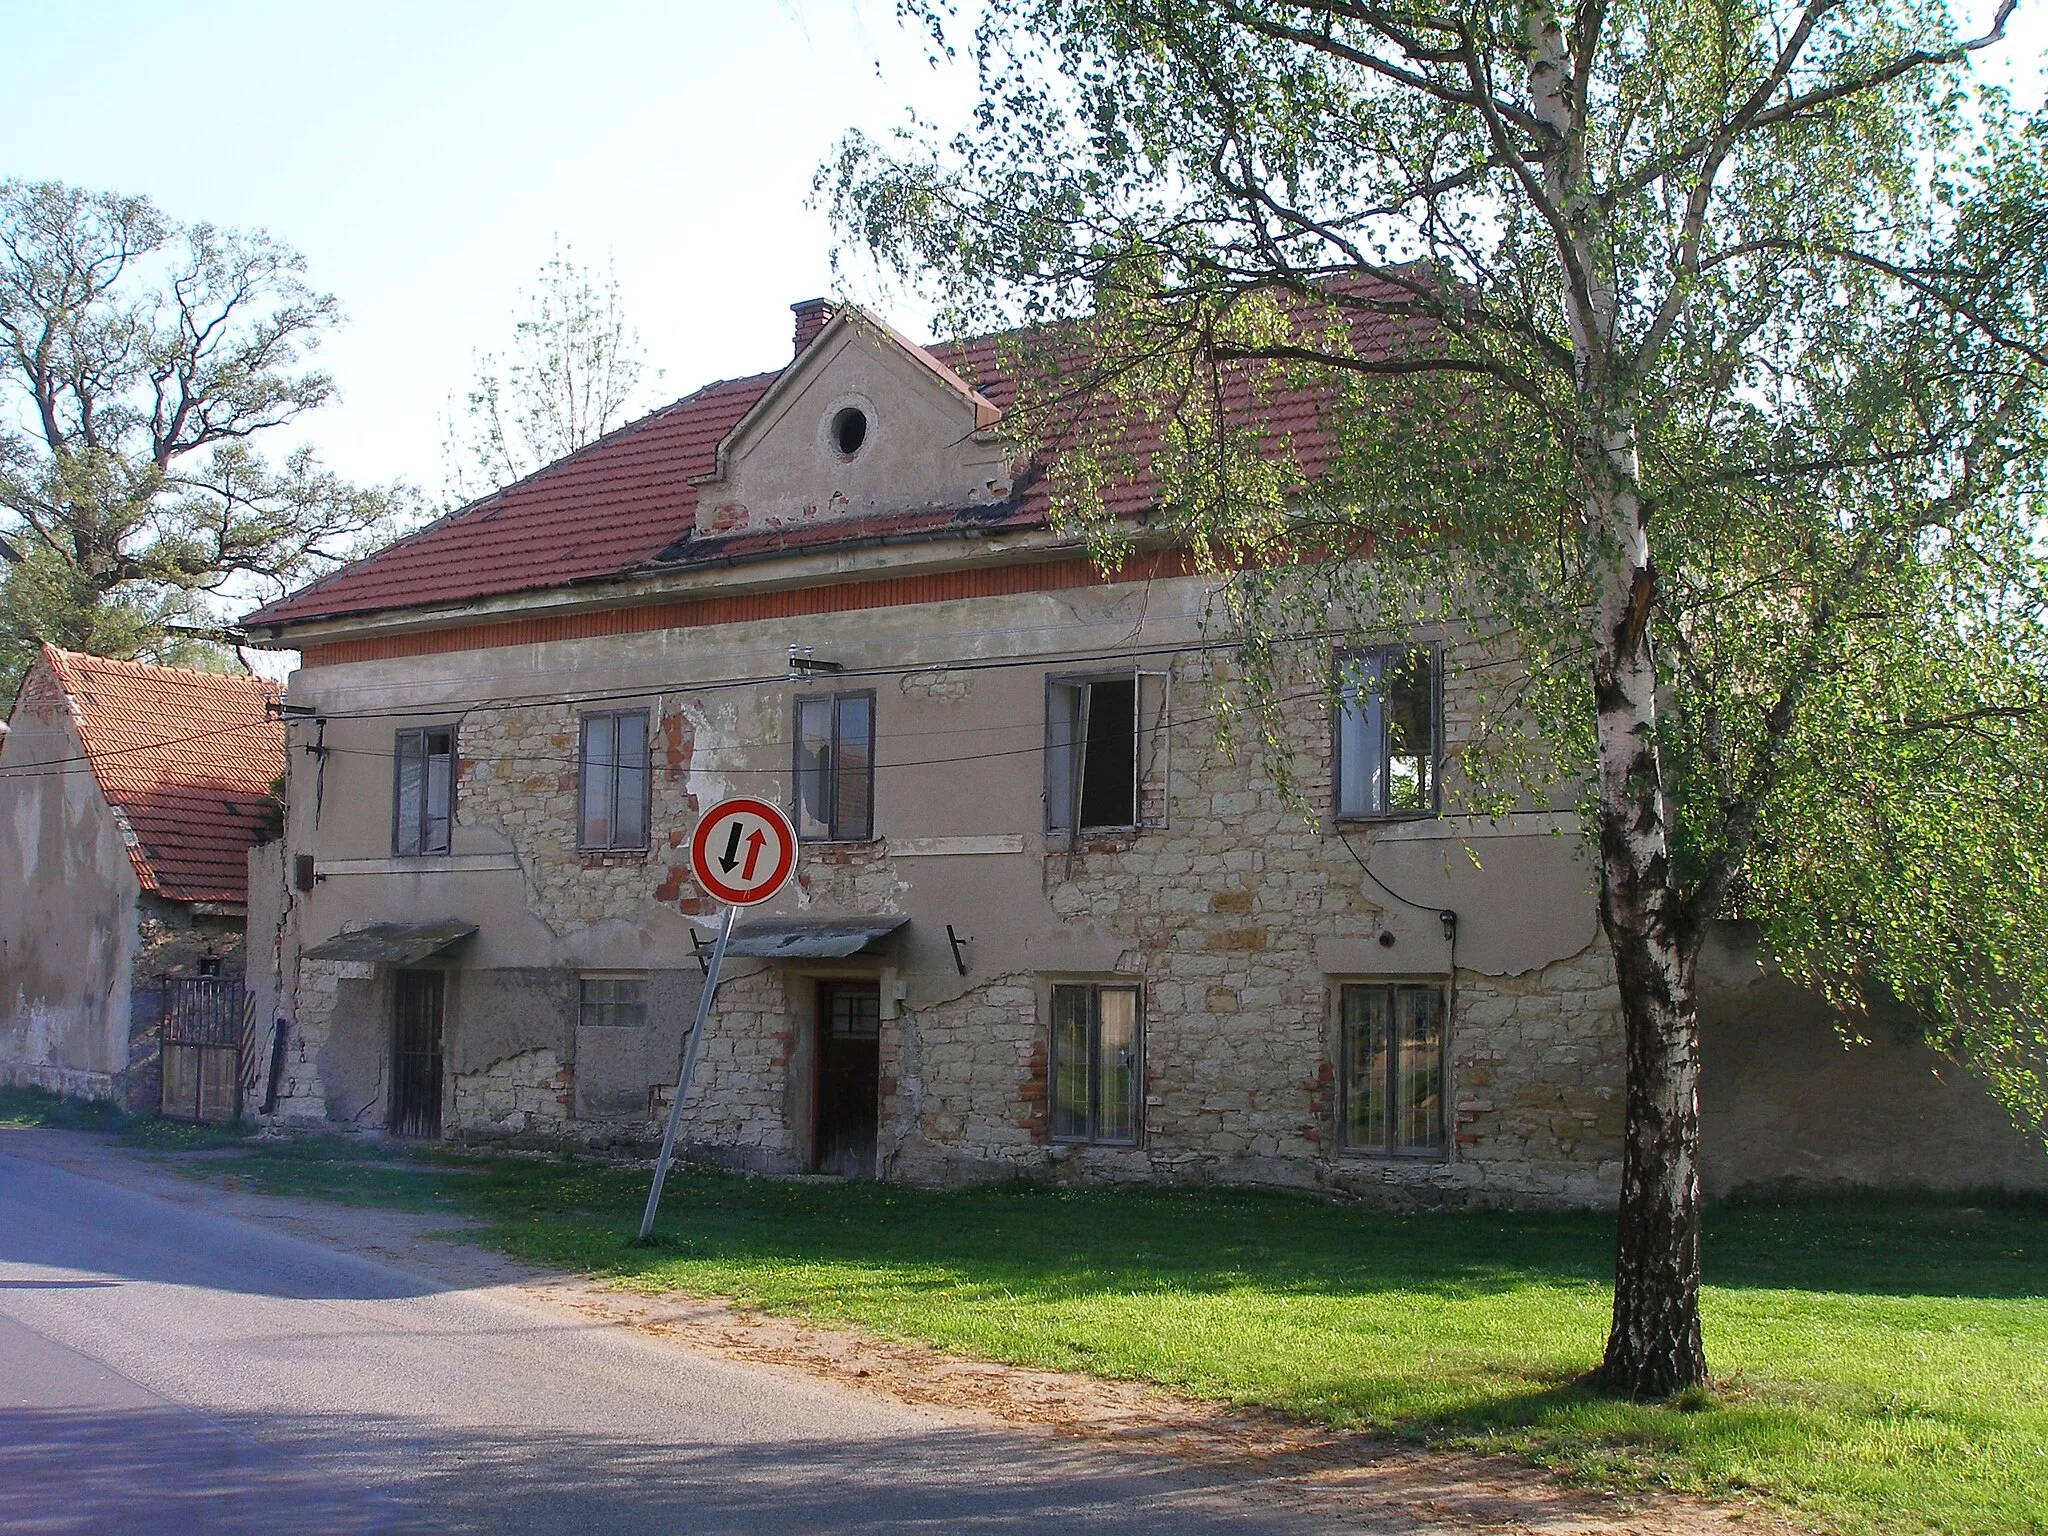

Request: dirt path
left=4, top=1126, right=1806, bottom=1536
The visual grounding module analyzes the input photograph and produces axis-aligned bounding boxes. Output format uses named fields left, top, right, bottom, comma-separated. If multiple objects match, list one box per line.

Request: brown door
left=814, top=980, right=880, bottom=1177
left=390, top=969, right=445, bottom=1138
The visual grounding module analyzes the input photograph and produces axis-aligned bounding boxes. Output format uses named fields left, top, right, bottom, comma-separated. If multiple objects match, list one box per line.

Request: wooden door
left=813, top=981, right=880, bottom=1178
left=390, top=970, right=445, bottom=1138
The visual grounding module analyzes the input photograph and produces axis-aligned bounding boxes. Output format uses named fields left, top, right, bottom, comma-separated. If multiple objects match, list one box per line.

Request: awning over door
left=721, top=915, right=908, bottom=960
left=301, top=920, right=478, bottom=965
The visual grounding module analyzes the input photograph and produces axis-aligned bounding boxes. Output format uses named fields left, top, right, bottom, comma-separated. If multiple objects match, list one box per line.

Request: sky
left=1, top=0, right=976, bottom=502
left=4, top=1, right=2043, bottom=534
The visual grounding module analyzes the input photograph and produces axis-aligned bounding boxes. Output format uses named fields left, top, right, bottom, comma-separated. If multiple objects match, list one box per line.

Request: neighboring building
left=0, top=646, right=283, bottom=1115
left=239, top=298, right=2047, bottom=1202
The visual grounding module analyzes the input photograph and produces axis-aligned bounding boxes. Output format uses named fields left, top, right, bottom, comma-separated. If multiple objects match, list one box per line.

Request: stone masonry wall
left=451, top=1048, right=574, bottom=1137
left=303, top=615, right=1633, bottom=1201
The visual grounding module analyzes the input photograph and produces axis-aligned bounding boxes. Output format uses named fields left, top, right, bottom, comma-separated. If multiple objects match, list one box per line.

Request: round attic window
left=831, top=406, right=868, bottom=457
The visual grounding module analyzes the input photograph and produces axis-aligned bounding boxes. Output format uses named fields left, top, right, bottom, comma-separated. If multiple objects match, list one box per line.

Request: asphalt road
left=0, top=1143, right=1343, bottom=1536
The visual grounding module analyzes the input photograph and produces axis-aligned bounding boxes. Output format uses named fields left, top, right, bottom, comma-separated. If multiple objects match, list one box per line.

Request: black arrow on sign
left=718, top=820, right=744, bottom=873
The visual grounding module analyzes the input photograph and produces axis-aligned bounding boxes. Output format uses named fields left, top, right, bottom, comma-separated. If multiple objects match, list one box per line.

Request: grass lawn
left=5, top=1087, right=2041, bottom=1535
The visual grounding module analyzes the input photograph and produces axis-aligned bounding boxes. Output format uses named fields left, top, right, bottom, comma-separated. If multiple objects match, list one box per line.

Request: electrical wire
left=0, top=626, right=1366, bottom=781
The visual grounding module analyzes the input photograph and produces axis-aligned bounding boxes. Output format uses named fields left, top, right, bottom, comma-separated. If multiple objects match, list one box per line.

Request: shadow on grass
left=302, top=1158, right=2039, bottom=1308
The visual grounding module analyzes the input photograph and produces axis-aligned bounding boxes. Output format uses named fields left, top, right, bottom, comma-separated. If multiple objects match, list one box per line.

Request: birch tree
left=828, top=0, right=2048, bottom=1396
left=440, top=246, right=660, bottom=505
left=0, top=181, right=403, bottom=691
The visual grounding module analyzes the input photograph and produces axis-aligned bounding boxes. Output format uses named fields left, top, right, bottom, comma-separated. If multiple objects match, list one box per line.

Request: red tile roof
left=246, top=279, right=1429, bottom=629
left=23, top=647, right=283, bottom=903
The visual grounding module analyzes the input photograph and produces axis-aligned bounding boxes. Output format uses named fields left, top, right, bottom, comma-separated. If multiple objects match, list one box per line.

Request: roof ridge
left=40, top=644, right=277, bottom=694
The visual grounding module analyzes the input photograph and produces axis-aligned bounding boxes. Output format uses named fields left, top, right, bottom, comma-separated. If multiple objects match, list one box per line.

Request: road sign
left=688, top=796, right=797, bottom=906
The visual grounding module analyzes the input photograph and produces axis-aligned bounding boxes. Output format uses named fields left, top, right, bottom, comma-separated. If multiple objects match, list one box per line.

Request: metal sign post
left=637, top=796, right=798, bottom=1242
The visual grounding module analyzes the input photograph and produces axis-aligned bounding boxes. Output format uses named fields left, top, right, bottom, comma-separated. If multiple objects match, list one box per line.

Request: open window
left=1335, top=646, right=1440, bottom=819
left=1045, top=671, right=1170, bottom=835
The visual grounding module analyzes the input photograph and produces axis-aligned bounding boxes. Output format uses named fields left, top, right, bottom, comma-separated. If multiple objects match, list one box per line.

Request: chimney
left=790, top=298, right=835, bottom=357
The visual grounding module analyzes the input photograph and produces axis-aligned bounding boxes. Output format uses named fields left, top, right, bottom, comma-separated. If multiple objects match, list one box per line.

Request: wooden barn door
left=390, top=970, right=445, bottom=1138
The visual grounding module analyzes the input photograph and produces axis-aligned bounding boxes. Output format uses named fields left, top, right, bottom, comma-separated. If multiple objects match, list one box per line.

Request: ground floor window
left=1340, top=982, right=1445, bottom=1154
left=1050, top=983, right=1141, bottom=1144
left=578, top=975, right=647, bottom=1028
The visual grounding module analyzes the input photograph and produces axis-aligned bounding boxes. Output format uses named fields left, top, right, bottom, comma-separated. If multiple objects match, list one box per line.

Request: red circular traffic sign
left=688, top=796, right=798, bottom=906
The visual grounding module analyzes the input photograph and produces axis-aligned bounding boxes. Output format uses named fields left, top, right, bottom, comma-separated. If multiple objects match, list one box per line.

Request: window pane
left=1343, top=985, right=1390, bottom=1149
left=829, top=987, right=881, bottom=1039
left=795, top=697, right=833, bottom=840
left=1044, top=682, right=1082, bottom=831
left=1078, top=678, right=1137, bottom=828
left=1050, top=985, right=1091, bottom=1140
left=1394, top=986, right=1444, bottom=1150
left=834, top=695, right=872, bottom=841
left=394, top=733, right=424, bottom=855
left=581, top=715, right=617, bottom=847
left=616, top=712, right=649, bottom=848
left=1385, top=649, right=1434, bottom=812
left=580, top=977, right=648, bottom=1028
left=424, top=730, right=453, bottom=853
left=1336, top=654, right=1383, bottom=817
left=1096, top=987, right=1140, bottom=1144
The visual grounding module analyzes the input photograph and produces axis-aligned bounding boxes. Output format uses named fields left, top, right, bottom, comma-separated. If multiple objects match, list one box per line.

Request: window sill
left=1331, top=810, right=1440, bottom=828
left=1336, top=1145, right=1448, bottom=1162
left=577, top=846, right=651, bottom=864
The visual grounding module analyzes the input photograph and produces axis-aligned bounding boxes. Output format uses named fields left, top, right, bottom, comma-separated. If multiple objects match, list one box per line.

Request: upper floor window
left=393, top=727, right=454, bottom=856
left=794, top=691, right=874, bottom=841
left=579, top=710, right=650, bottom=851
left=1049, top=982, right=1141, bottom=1145
left=1340, top=981, right=1445, bottom=1156
left=1045, top=671, right=1170, bottom=834
left=1335, top=646, right=1439, bottom=819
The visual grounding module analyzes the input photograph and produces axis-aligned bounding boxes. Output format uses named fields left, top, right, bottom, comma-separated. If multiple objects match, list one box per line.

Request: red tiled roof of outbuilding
left=20, top=647, right=284, bottom=903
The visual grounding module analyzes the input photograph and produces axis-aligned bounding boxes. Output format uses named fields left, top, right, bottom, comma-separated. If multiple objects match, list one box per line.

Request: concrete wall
left=1696, top=926, right=2048, bottom=1196
left=0, top=660, right=140, bottom=1101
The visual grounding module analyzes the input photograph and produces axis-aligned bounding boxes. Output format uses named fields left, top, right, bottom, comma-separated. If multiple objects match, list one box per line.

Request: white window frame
left=1333, top=644, right=1442, bottom=820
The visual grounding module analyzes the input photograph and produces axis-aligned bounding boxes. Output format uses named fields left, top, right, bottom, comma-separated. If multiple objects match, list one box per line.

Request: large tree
left=830, top=0, right=2048, bottom=1395
left=439, top=244, right=660, bottom=506
left=0, top=181, right=403, bottom=690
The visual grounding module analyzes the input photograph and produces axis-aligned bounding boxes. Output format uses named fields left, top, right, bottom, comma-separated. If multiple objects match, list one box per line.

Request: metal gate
left=390, top=969, right=445, bottom=1138
left=161, top=978, right=244, bottom=1122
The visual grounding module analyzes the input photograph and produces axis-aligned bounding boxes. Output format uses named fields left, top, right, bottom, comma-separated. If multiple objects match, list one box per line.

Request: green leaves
left=829, top=2, right=2048, bottom=1149
left=0, top=179, right=406, bottom=691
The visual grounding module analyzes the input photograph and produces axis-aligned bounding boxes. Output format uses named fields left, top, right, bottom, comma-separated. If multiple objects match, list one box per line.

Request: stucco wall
left=0, top=661, right=141, bottom=1100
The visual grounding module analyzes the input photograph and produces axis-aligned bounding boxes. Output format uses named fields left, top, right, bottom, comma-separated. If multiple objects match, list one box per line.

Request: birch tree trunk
left=1585, top=418, right=1709, bottom=1399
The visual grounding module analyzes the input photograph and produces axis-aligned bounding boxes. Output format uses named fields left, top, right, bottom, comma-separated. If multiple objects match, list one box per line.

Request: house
left=238, top=298, right=2047, bottom=1202
left=0, top=646, right=283, bottom=1117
